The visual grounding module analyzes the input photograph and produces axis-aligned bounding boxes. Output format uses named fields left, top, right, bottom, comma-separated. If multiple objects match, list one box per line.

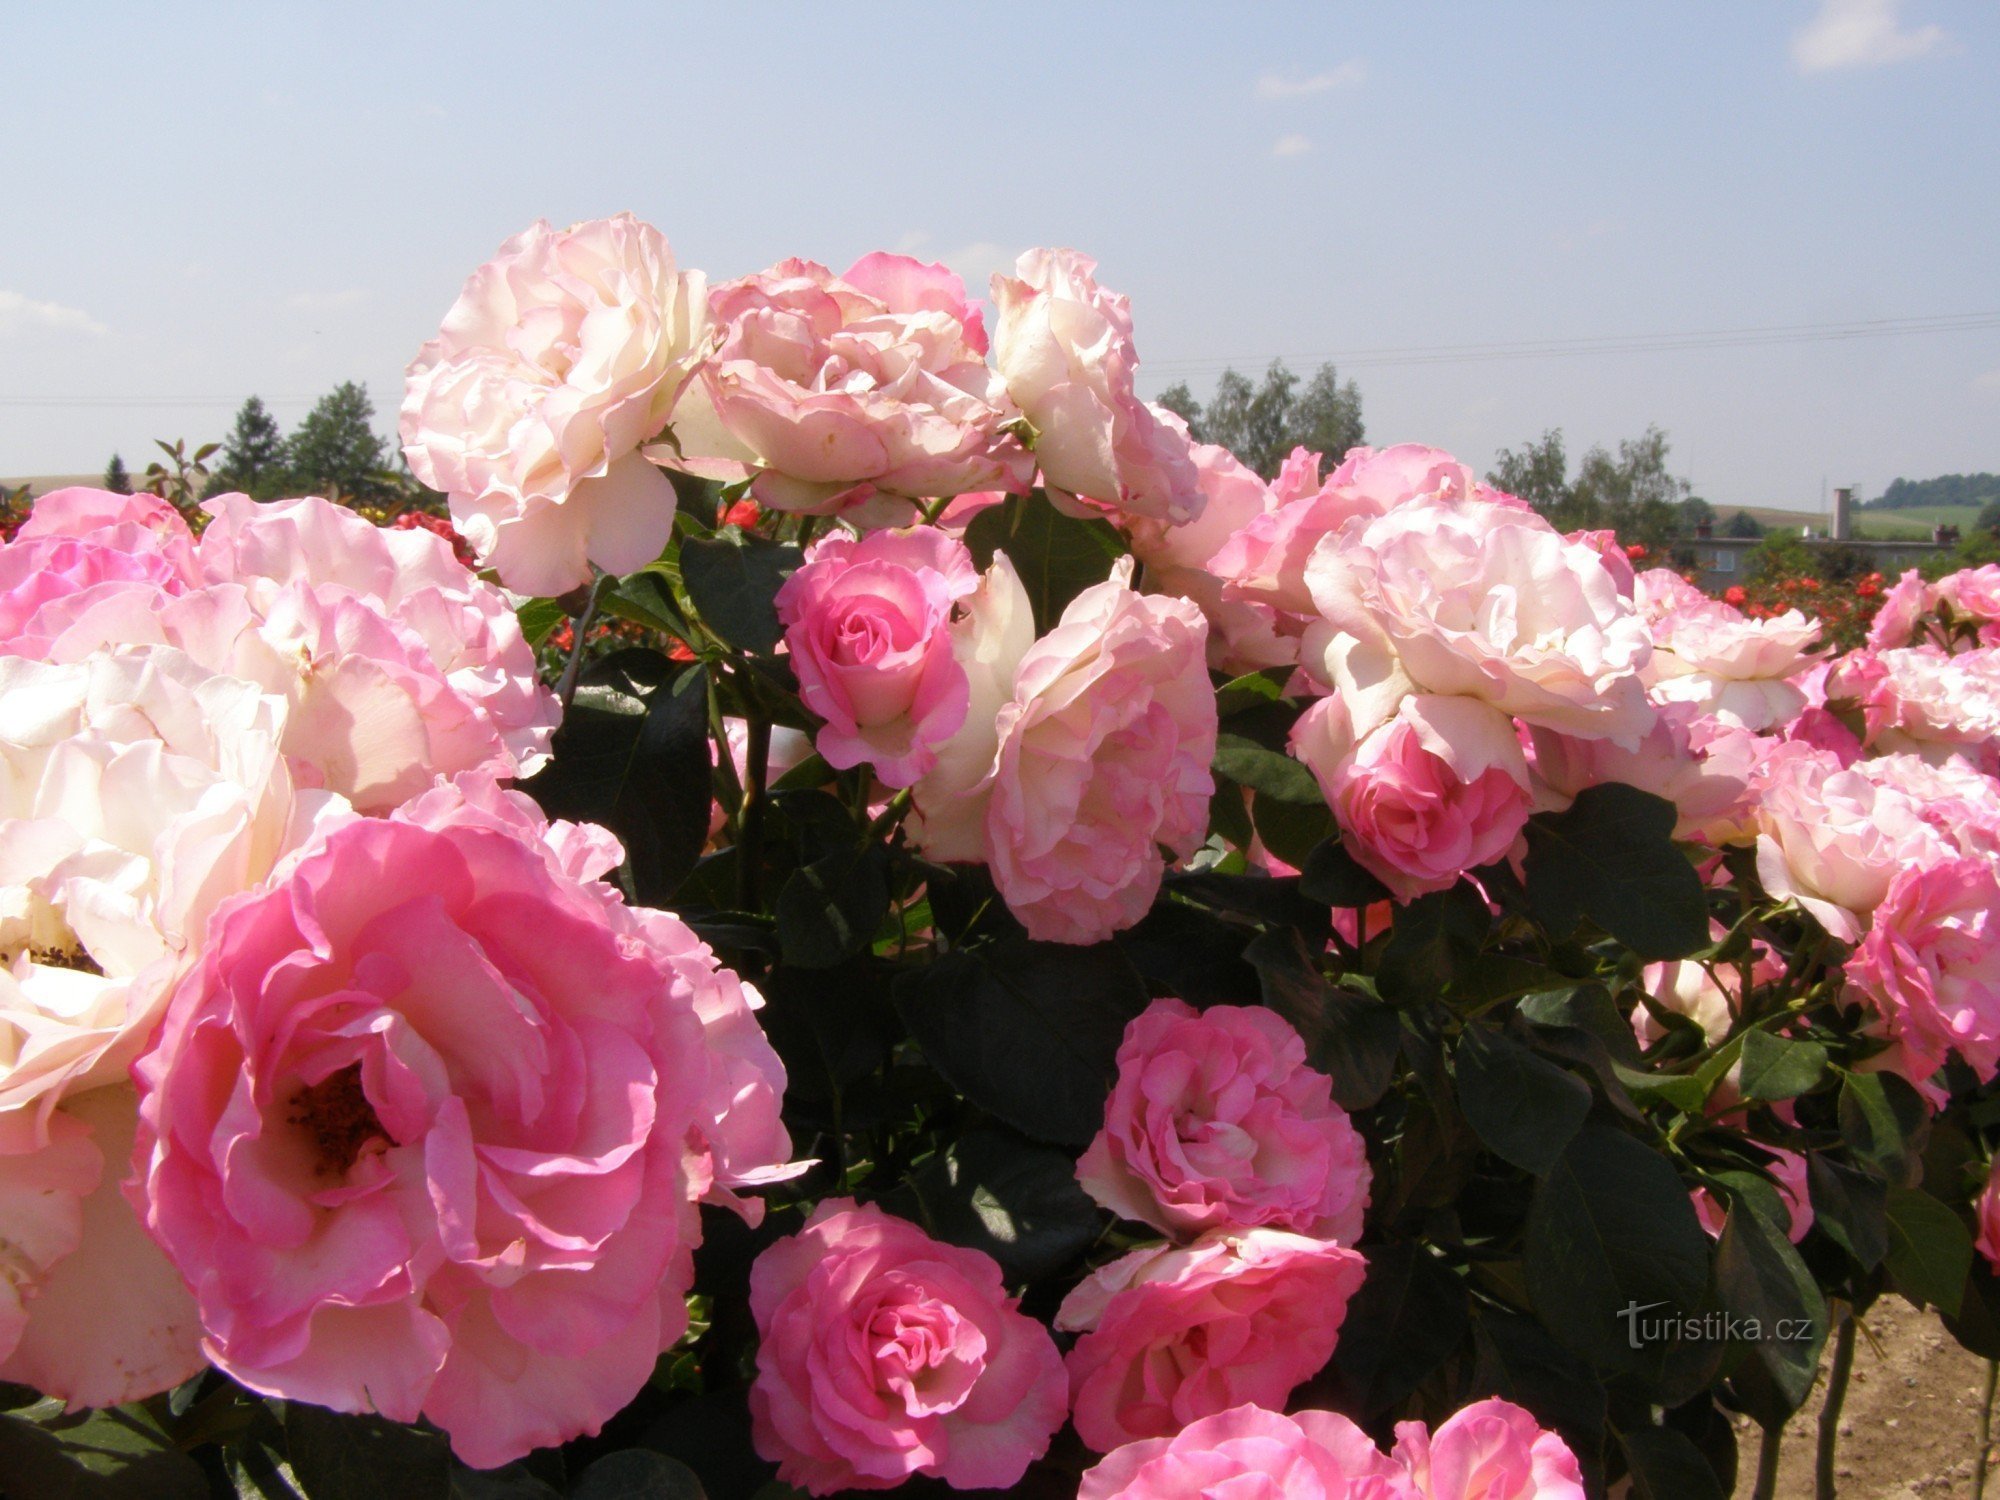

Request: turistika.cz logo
left=1619, top=1301, right=1816, bottom=1350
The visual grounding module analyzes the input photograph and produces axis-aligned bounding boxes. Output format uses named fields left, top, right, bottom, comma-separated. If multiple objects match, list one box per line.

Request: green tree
left=1724, top=509, right=1765, bottom=538
left=286, top=382, right=389, bottom=503
left=1487, top=429, right=1570, bottom=514
left=1487, top=424, right=1691, bottom=549
left=207, top=396, right=290, bottom=499
left=102, top=453, right=131, bottom=495
left=1678, top=496, right=1716, bottom=530
left=1161, top=360, right=1365, bottom=478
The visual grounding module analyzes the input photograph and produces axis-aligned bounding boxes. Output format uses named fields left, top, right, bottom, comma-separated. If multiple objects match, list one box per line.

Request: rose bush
left=4, top=210, right=1998, bottom=1500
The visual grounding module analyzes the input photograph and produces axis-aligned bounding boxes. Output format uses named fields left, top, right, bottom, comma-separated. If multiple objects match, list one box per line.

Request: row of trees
left=1870, top=471, right=2000, bottom=511
left=1158, top=361, right=1366, bottom=479
left=102, top=384, right=407, bottom=507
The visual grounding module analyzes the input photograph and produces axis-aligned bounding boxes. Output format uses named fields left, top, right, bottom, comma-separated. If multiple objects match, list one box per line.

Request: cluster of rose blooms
left=3, top=209, right=1999, bottom=1497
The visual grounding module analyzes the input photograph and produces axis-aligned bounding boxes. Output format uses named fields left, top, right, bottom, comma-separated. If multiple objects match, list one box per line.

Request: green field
left=1851, top=503, right=1986, bottom=539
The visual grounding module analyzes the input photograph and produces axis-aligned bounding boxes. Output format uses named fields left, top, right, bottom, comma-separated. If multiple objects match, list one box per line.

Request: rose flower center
left=288, top=1062, right=391, bottom=1177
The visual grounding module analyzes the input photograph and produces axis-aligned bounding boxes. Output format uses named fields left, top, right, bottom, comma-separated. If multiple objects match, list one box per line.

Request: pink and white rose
left=747, top=1198, right=1067, bottom=1495
left=659, top=255, right=1030, bottom=519
left=1078, top=998, right=1371, bottom=1243
left=0, top=488, right=200, bottom=658
left=1644, top=599, right=1822, bottom=731
left=1845, top=857, right=2000, bottom=1082
left=402, top=213, right=707, bottom=595
left=1393, top=1398, right=1586, bottom=1500
left=130, top=781, right=796, bottom=1468
left=991, top=249, right=1202, bottom=526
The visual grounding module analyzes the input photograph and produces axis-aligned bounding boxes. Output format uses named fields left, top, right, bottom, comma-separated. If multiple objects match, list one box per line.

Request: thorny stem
left=556, top=573, right=613, bottom=710
left=1750, top=1417, right=1784, bottom=1500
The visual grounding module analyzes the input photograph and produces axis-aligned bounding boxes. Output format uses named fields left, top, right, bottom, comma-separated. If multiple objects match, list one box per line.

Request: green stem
left=556, top=573, right=612, bottom=711
left=864, top=787, right=914, bottom=845
left=1817, top=1308, right=1857, bottom=1500
left=1977, top=1358, right=1998, bottom=1500
left=1751, top=1418, right=1784, bottom=1500
left=736, top=712, right=771, bottom=913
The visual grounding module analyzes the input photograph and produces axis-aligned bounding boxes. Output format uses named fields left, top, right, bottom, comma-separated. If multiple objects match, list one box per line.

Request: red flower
left=1724, top=586, right=1747, bottom=607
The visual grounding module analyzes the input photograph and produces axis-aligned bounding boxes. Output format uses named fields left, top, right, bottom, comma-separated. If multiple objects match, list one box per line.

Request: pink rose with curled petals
left=1645, top=600, right=1822, bottom=731
left=774, top=526, right=980, bottom=787
left=130, top=782, right=798, bottom=1470
left=0, top=488, right=201, bottom=658
left=1079, top=1403, right=1416, bottom=1500
left=1845, top=857, right=2000, bottom=1084
left=1976, top=1159, right=2000, bottom=1268
left=1057, top=1230, right=1367, bottom=1452
left=401, top=213, right=707, bottom=595
left=1213, top=444, right=1487, bottom=617
left=1528, top=702, right=1753, bottom=845
left=914, top=565, right=1215, bottom=944
left=1079, top=999, right=1371, bottom=1243
left=1868, top=569, right=1934, bottom=650
left=991, top=248, right=1202, bottom=526
left=1128, top=443, right=1296, bottom=675
left=1632, top=567, right=1711, bottom=627
left=1568, top=530, right=1636, bottom=598
left=747, top=1198, right=1066, bottom=1495
left=1690, top=1147, right=1816, bottom=1246
left=1393, top=1398, right=1585, bottom=1500
left=1752, top=741, right=1946, bottom=943
left=658, top=255, right=1031, bottom=520
left=1303, top=498, right=1654, bottom=747
left=1830, top=646, right=2000, bottom=769
left=1292, top=692, right=1531, bottom=902
left=1848, top=754, right=2000, bottom=864
left=22, top=492, right=559, bottom=814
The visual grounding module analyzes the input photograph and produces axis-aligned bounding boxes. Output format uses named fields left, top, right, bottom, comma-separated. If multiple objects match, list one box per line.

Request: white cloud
left=1792, top=0, right=1948, bottom=73
left=1273, top=134, right=1313, bottom=159
left=937, top=241, right=1015, bottom=291
left=0, top=289, right=106, bottom=337
left=1255, top=61, right=1366, bottom=100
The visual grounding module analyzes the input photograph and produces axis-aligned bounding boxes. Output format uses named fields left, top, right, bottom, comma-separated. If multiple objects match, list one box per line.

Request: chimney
left=1832, top=486, right=1854, bottom=541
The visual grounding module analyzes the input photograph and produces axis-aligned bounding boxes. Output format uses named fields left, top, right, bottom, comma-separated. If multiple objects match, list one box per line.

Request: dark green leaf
left=1522, top=783, right=1708, bottom=960
left=1807, top=1153, right=1888, bottom=1270
left=285, top=1405, right=451, bottom=1500
left=1884, top=1184, right=1973, bottom=1316
left=448, top=1464, right=563, bottom=1500
left=894, top=939, right=1150, bottom=1147
left=964, top=492, right=1121, bottom=635
left=1944, top=1263, right=2000, bottom=1359
left=1839, top=1071, right=1929, bottom=1182
left=1713, top=1199, right=1828, bottom=1412
left=1114, top=903, right=1259, bottom=1010
left=1618, top=1425, right=1727, bottom=1500
left=776, top=844, right=890, bottom=968
left=1213, top=734, right=1322, bottom=804
left=1213, top=667, right=1291, bottom=716
left=1328, top=1245, right=1469, bottom=1418
left=1298, top=838, right=1392, bottom=908
left=1470, top=1309, right=1606, bottom=1480
left=1455, top=1025, right=1592, bottom=1176
left=1207, top=777, right=1255, bottom=849
left=572, top=1451, right=707, bottom=1500
left=887, top=1127, right=1103, bottom=1284
left=0, top=1402, right=209, bottom=1499
left=1737, top=1031, right=1829, bottom=1103
left=519, top=654, right=712, bottom=904
left=680, top=531, right=801, bottom=653
left=601, top=570, right=687, bottom=636
left=769, top=751, right=833, bottom=792
left=1525, top=1125, right=1712, bottom=1379
left=1246, top=929, right=1400, bottom=1109
left=1518, top=984, right=1643, bottom=1067
left=515, top=596, right=565, bottom=648
left=1376, top=883, right=1490, bottom=1004
left=1250, top=792, right=1332, bottom=867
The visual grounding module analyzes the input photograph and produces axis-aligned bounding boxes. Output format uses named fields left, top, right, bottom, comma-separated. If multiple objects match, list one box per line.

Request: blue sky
left=2, top=1, right=1994, bottom=512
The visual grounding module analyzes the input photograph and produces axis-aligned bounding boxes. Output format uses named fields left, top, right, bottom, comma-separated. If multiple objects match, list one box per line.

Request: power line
left=1144, top=310, right=2000, bottom=377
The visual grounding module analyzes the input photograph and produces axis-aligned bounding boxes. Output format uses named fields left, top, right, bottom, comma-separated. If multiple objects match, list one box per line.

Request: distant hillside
left=1867, top=473, right=2000, bottom=510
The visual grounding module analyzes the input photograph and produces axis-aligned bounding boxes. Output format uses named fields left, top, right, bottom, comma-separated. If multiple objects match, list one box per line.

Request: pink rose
left=1645, top=600, right=1822, bottom=731
left=1975, top=1158, right=2000, bottom=1268
left=1128, top=443, right=1296, bottom=675
left=1057, top=1230, right=1367, bottom=1452
left=747, top=1198, right=1066, bottom=1495
left=1867, top=569, right=1934, bottom=650
left=915, top=566, right=1216, bottom=944
left=402, top=214, right=707, bottom=595
left=1849, top=754, right=2000, bottom=864
left=0, top=488, right=201, bottom=657
left=1752, top=741, right=1947, bottom=943
left=1831, top=646, right=2000, bottom=769
left=27, top=494, right=559, bottom=813
left=1079, top=1403, right=1416, bottom=1500
left=660, top=256, right=1031, bottom=519
left=1214, top=444, right=1484, bottom=617
left=1528, top=702, right=1753, bottom=845
left=1304, top=498, right=1655, bottom=747
left=1078, top=999, right=1371, bottom=1243
left=1845, top=857, right=2000, bottom=1082
left=1293, top=692, right=1532, bottom=902
left=774, top=526, right=980, bottom=786
left=1691, top=1145, right=1815, bottom=1245
left=131, top=781, right=796, bottom=1468
left=991, top=249, right=1202, bottom=525
left=1393, top=1398, right=1586, bottom=1500
left=1632, top=567, right=1712, bottom=627
left=1569, top=530, right=1636, bottom=597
